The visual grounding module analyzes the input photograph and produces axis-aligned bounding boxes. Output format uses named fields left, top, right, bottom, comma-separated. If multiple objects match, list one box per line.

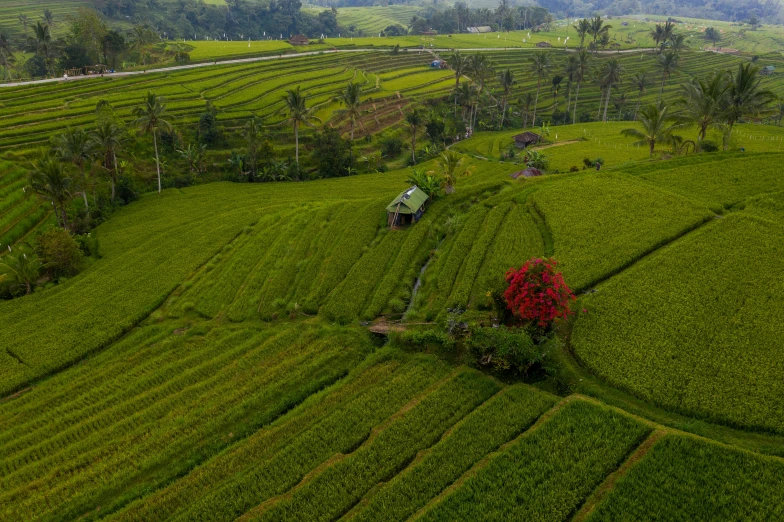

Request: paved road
left=0, top=45, right=667, bottom=89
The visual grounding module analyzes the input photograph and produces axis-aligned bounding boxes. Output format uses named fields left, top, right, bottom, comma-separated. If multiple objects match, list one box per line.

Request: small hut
left=467, top=26, right=493, bottom=33
left=535, top=41, right=552, bottom=48
left=289, top=34, right=309, bottom=46
left=510, top=167, right=543, bottom=179
left=512, top=131, right=541, bottom=149
left=387, top=186, right=429, bottom=227
left=760, top=65, right=775, bottom=76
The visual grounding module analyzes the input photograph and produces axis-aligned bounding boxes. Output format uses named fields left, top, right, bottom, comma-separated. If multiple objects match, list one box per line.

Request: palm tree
left=621, top=103, right=681, bottom=156
left=132, top=91, right=172, bottom=194
left=571, top=49, right=591, bottom=124
left=243, top=117, right=264, bottom=178
left=52, top=128, right=95, bottom=211
left=0, top=244, right=42, bottom=295
left=721, top=63, right=776, bottom=147
left=18, top=14, right=28, bottom=35
left=575, top=18, right=590, bottom=48
left=614, top=92, right=628, bottom=120
left=518, top=92, right=535, bottom=129
left=656, top=51, right=680, bottom=101
left=563, top=55, right=579, bottom=115
left=132, top=24, right=154, bottom=66
left=669, top=34, right=687, bottom=53
left=529, top=52, right=552, bottom=127
left=30, top=22, right=52, bottom=75
left=599, top=58, right=624, bottom=122
left=0, top=34, right=16, bottom=80
left=434, top=151, right=471, bottom=194
left=551, top=75, right=563, bottom=112
left=405, top=108, right=424, bottom=164
left=630, top=71, right=649, bottom=120
left=677, top=72, right=728, bottom=142
left=650, top=21, right=674, bottom=53
left=281, top=86, right=315, bottom=166
left=447, top=50, right=467, bottom=88
left=455, top=82, right=478, bottom=126
left=90, top=121, right=124, bottom=203
left=649, top=23, right=665, bottom=51
left=589, top=16, right=611, bottom=51
left=335, top=81, right=363, bottom=141
left=498, top=69, right=515, bottom=127
left=29, top=155, right=73, bottom=229
left=42, top=9, right=54, bottom=27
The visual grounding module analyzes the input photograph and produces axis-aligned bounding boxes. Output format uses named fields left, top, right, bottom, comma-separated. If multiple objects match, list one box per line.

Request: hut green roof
left=386, top=186, right=429, bottom=214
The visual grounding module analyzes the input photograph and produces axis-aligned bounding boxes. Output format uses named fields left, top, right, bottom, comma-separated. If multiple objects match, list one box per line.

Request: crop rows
left=416, top=399, right=651, bottom=521
left=0, top=161, right=54, bottom=249
left=572, top=213, right=784, bottom=434
left=0, top=321, right=371, bottom=520
left=586, top=434, right=784, bottom=520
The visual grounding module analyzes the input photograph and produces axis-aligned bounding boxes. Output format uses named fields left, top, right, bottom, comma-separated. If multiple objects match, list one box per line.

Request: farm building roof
left=510, top=167, right=543, bottom=179
left=513, top=131, right=541, bottom=144
left=386, top=186, right=429, bottom=214
left=289, top=34, right=309, bottom=45
left=467, top=26, right=493, bottom=33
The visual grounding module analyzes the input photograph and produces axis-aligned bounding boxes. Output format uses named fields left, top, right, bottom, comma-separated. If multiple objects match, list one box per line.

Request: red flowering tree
left=504, top=258, right=575, bottom=328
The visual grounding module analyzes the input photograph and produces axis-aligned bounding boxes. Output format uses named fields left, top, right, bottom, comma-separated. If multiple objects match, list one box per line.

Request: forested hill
left=535, top=0, right=779, bottom=22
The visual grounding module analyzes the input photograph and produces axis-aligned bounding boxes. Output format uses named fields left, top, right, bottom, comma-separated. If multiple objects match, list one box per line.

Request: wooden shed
left=289, top=34, right=309, bottom=46
left=535, top=41, right=552, bottom=48
left=387, top=186, right=429, bottom=227
left=512, top=131, right=541, bottom=148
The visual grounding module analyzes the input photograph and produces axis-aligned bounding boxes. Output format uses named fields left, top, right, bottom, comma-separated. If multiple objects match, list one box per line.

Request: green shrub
left=467, top=326, right=545, bottom=374
left=395, top=328, right=456, bottom=350
left=34, top=227, right=84, bottom=278
left=699, top=140, right=719, bottom=152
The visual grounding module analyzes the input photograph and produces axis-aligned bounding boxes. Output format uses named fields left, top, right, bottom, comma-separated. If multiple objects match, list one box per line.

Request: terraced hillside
left=0, top=0, right=90, bottom=41
left=0, top=159, right=55, bottom=250
left=304, top=5, right=421, bottom=34
left=0, top=52, right=452, bottom=153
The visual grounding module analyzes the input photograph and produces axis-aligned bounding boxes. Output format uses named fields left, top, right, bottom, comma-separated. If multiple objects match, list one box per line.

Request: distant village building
left=512, top=131, right=541, bottom=148
left=467, top=26, right=493, bottom=33
left=510, top=167, right=543, bottom=179
left=289, top=34, right=309, bottom=46
left=535, top=41, right=552, bottom=48
left=64, top=64, right=108, bottom=77
left=386, top=186, right=429, bottom=227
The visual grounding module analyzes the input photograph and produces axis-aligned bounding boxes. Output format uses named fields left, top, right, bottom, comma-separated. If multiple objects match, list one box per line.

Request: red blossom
left=503, top=258, right=576, bottom=328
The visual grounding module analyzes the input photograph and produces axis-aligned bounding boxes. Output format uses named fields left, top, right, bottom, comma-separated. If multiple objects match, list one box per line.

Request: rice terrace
left=1, top=0, right=784, bottom=519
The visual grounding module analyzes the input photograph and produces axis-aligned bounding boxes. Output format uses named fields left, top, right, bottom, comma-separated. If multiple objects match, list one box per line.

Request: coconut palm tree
left=529, top=52, right=552, bottom=127
left=42, top=9, right=54, bottom=27
left=498, top=68, right=515, bottom=127
left=90, top=121, right=124, bottom=203
left=335, top=81, right=363, bottom=141
left=518, top=92, right=535, bottom=129
left=30, top=22, right=52, bottom=75
left=650, top=21, right=674, bottom=53
left=281, top=86, right=315, bottom=166
left=677, top=71, right=729, bottom=142
left=18, top=14, right=28, bottom=36
left=599, top=58, right=624, bottom=122
left=621, top=103, right=682, bottom=156
left=589, top=16, right=611, bottom=51
left=0, top=244, right=42, bottom=295
left=669, top=34, right=687, bottom=53
left=447, top=50, right=467, bottom=88
left=572, top=49, right=590, bottom=124
left=656, top=51, right=680, bottom=101
left=29, top=154, right=73, bottom=229
left=52, top=128, right=95, bottom=211
left=178, top=143, right=206, bottom=178
left=434, top=151, right=471, bottom=194
left=575, top=18, right=590, bottom=48
left=614, top=92, right=628, bottom=120
left=405, top=108, right=424, bottom=164
left=131, top=24, right=155, bottom=66
left=455, top=82, right=478, bottom=126
left=705, top=27, right=720, bottom=47
left=721, top=63, right=776, bottom=148
left=0, top=34, right=16, bottom=80
left=243, top=117, right=264, bottom=178
left=563, top=54, right=578, bottom=115
left=629, top=71, right=649, bottom=120
left=132, top=91, right=172, bottom=194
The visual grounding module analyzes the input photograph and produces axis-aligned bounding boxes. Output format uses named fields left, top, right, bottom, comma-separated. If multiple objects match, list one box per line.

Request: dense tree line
left=537, top=0, right=780, bottom=23
left=411, top=2, right=553, bottom=35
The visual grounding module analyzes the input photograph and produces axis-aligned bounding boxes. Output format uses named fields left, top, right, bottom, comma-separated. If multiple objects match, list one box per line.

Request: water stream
left=404, top=257, right=431, bottom=318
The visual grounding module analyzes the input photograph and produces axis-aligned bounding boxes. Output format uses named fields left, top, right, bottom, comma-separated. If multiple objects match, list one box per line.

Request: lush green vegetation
left=3, top=6, right=784, bottom=519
